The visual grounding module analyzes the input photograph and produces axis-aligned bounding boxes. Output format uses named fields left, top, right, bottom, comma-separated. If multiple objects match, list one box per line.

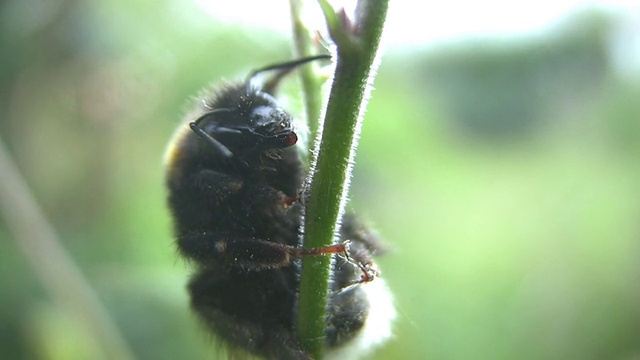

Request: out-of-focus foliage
left=416, top=12, right=612, bottom=138
left=1, top=1, right=639, bottom=359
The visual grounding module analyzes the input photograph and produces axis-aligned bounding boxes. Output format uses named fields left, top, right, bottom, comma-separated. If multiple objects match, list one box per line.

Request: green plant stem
left=296, top=1, right=389, bottom=358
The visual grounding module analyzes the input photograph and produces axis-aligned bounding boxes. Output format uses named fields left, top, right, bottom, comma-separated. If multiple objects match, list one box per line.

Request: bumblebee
left=164, top=56, right=394, bottom=359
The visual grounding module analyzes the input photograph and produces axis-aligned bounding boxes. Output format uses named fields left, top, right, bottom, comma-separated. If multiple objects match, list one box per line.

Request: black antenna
left=246, top=54, right=332, bottom=94
left=190, top=109, right=234, bottom=158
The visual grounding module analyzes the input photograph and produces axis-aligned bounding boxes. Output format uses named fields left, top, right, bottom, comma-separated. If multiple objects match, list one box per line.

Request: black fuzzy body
left=165, top=81, right=383, bottom=359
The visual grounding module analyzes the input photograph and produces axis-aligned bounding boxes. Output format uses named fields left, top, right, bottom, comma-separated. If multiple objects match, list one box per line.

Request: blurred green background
left=1, top=1, right=639, bottom=359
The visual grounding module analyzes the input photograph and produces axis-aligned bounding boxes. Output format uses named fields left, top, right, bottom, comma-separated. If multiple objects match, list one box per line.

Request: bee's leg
left=177, top=231, right=348, bottom=270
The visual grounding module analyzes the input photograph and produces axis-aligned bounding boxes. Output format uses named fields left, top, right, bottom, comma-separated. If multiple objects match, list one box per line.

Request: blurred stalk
left=0, top=136, right=136, bottom=360
left=296, top=0, right=388, bottom=358
left=289, top=0, right=329, bottom=160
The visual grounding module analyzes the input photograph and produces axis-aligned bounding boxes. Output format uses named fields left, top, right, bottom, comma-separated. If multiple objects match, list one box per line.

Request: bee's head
left=244, top=104, right=297, bottom=148
left=190, top=91, right=297, bottom=160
